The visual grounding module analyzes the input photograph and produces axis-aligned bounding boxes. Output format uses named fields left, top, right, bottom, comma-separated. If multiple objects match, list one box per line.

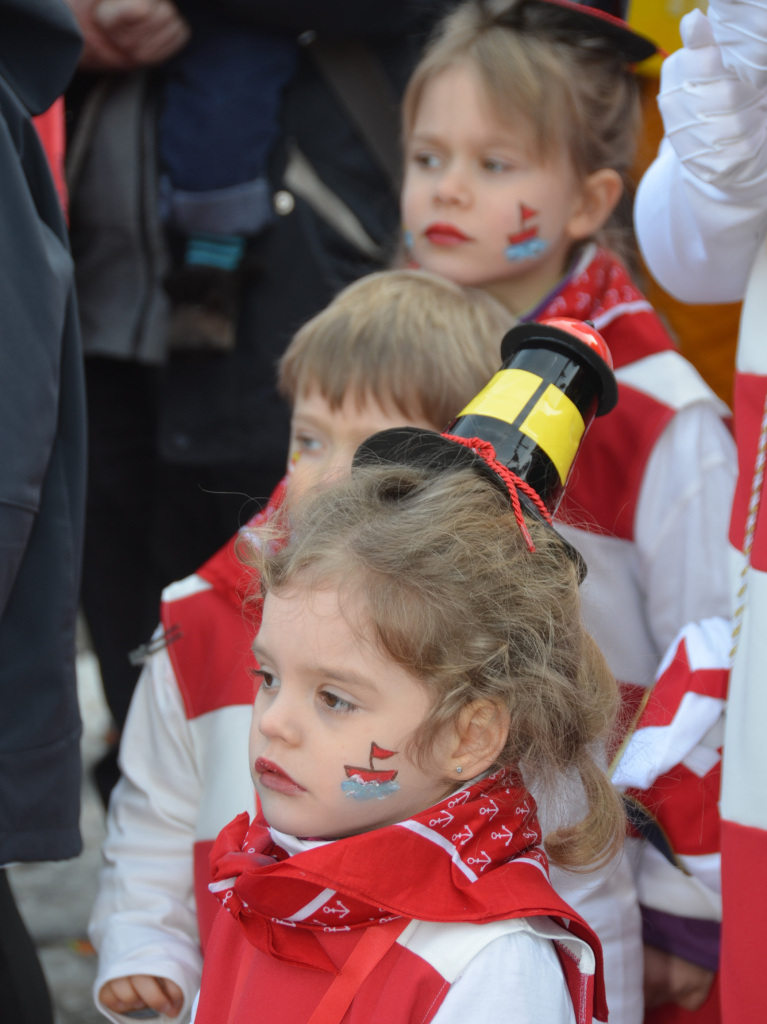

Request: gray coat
left=0, top=0, right=85, bottom=864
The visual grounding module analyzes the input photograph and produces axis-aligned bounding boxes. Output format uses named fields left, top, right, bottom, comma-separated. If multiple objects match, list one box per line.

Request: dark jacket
left=0, top=0, right=85, bottom=864
left=68, top=1, right=443, bottom=471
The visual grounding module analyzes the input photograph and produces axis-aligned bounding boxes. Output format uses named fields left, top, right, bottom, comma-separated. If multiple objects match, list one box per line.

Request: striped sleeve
left=614, top=619, right=728, bottom=969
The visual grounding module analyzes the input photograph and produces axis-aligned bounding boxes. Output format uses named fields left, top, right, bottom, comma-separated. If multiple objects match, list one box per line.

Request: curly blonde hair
left=403, top=0, right=642, bottom=260
left=246, top=461, right=624, bottom=872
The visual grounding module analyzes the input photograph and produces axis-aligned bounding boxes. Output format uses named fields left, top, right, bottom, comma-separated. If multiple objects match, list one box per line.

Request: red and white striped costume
left=535, top=243, right=733, bottom=1024
left=632, top=8, right=767, bottom=1015
left=536, top=245, right=735, bottom=718
left=719, top=239, right=767, bottom=1023
left=613, top=617, right=728, bottom=1024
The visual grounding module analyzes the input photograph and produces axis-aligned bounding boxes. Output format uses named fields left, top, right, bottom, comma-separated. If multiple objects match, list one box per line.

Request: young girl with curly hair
left=191, top=448, right=624, bottom=1024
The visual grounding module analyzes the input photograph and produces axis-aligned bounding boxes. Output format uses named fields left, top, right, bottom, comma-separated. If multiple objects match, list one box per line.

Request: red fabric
left=201, top=770, right=605, bottom=1022
left=646, top=974, right=721, bottom=1024
left=637, top=642, right=729, bottom=731
left=162, top=478, right=288, bottom=719
left=728, top=372, right=767, bottom=570
left=624, top=632, right=726, bottom=857
left=720, top=820, right=767, bottom=1023
left=537, top=248, right=674, bottom=370
left=32, top=98, right=67, bottom=216
left=629, top=761, right=722, bottom=859
left=195, top=909, right=450, bottom=1024
left=542, top=249, right=679, bottom=542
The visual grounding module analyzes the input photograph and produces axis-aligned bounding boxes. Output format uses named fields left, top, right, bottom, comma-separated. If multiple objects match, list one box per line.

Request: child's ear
left=449, top=700, right=509, bottom=778
left=567, top=168, right=623, bottom=243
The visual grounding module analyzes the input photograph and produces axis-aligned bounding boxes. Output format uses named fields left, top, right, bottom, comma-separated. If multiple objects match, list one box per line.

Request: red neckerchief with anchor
left=207, top=769, right=607, bottom=1023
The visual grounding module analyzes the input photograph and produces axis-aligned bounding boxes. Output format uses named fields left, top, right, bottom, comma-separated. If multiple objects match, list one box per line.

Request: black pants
left=0, top=870, right=54, bottom=1024
left=81, top=358, right=281, bottom=797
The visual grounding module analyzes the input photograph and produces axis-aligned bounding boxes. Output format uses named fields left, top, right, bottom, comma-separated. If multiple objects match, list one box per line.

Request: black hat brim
left=352, top=427, right=587, bottom=582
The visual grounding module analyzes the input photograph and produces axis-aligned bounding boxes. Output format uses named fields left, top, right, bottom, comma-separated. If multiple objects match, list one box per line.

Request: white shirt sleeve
left=635, top=140, right=767, bottom=304
left=635, top=403, right=736, bottom=659
left=89, top=639, right=204, bottom=1024
left=431, top=931, right=575, bottom=1024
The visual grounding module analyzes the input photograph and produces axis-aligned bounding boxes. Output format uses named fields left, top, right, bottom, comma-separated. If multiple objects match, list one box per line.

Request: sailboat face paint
left=342, top=742, right=401, bottom=800
left=505, top=203, right=549, bottom=262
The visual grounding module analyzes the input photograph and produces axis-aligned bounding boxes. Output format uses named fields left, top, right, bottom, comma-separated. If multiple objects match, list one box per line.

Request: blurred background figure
left=65, top=0, right=445, bottom=804
left=0, top=0, right=86, bottom=1022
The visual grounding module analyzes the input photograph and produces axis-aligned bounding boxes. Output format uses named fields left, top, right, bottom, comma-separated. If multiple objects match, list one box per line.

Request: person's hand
left=99, top=974, right=185, bottom=1018
left=657, top=9, right=767, bottom=194
left=68, top=0, right=190, bottom=71
left=643, top=944, right=715, bottom=1011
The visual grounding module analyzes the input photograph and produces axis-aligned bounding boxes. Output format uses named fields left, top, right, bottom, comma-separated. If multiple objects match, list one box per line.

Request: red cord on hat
left=442, top=435, right=552, bottom=553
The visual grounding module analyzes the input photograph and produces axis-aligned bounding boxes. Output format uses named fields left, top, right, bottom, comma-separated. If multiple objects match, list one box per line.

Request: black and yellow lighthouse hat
left=353, top=317, right=617, bottom=575
left=454, top=316, right=617, bottom=513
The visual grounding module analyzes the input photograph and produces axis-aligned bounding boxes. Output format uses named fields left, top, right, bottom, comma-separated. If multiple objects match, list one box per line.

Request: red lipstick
left=424, top=222, right=472, bottom=246
left=254, top=757, right=305, bottom=794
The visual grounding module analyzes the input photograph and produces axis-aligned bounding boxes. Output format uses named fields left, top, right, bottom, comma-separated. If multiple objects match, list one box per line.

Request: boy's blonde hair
left=249, top=462, right=624, bottom=872
left=278, top=269, right=514, bottom=429
left=403, top=0, right=642, bottom=255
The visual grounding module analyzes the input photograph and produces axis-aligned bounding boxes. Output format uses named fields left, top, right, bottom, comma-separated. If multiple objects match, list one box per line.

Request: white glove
left=657, top=9, right=767, bottom=194
left=708, top=0, right=767, bottom=90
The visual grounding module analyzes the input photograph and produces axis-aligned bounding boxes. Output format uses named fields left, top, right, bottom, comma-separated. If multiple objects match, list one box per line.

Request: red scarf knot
left=208, top=770, right=558, bottom=973
left=442, top=434, right=552, bottom=552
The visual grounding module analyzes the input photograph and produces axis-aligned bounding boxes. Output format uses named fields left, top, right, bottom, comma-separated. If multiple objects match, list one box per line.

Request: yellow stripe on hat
left=521, top=384, right=585, bottom=484
left=458, top=368, right=542, bottom=421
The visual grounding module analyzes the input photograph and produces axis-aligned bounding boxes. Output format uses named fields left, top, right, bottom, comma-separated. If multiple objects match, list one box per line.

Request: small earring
left=455, top=765, right=463, bottom=774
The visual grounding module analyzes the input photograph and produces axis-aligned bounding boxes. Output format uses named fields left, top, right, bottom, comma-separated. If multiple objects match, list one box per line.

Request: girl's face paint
left=403, top=228, right=414, bottom=250
left=505, top=203, right=549, bottom=262
left=250, top=586, right=457, bottom=839
left=342, top=742, right=401, bottom=801
left=401, top=60, right=588, bottom=314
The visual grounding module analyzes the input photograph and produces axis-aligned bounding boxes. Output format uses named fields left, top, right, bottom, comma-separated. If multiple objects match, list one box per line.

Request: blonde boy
left=89, top=269, right=512, bottom=1023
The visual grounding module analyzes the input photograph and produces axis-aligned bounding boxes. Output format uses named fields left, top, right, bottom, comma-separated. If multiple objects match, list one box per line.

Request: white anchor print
left=429, top=809, right=454, bottom=828
left=323, top=900, right=350, bottom=919
left=479, top=798, right=499, bottom=820
left=466, top=851, right=491, bottom=871
left=452, top=825, right=474, bottom=846
left=491, top=825, right=515, bottom=847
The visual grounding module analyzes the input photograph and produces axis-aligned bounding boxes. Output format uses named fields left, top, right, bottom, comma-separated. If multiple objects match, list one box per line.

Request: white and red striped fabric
left=613, top=618, right=727, bottom=965
left=720, top=240, right=767, bottom=1023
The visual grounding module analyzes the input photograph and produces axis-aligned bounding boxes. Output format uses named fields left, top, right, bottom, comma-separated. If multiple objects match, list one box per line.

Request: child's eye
left=319, top=690, right=358, bottom=714
left=482, top=157, right=511, bottom=173
left=254, top=670, right=278, bottom=691
left=412, top=150, right=442, bottom=170
left=295, top=434, right=323, bottom=454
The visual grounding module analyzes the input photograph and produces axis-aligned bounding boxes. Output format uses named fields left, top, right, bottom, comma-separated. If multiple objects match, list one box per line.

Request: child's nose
left=433, top=163, right=471, bottom=206
left=257, top=691, right=302, bottom=745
